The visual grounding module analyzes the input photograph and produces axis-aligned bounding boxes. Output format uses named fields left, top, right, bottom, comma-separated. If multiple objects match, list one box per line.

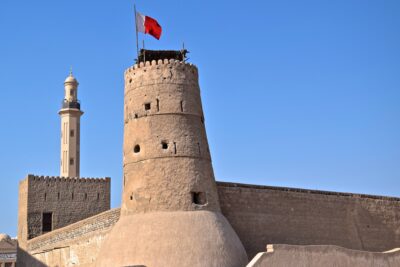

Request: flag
left=136, top=12, right=162, bottom=40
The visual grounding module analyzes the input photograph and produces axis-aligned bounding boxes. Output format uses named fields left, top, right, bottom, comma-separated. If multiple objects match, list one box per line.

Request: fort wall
left=19, top=208, right=119, bottom=267
left=247, top=244, right=400, bottom=267
left=18, top=175, right=111, bottom=246
left=218, top=182, right=400, bottom=258
left=21, top=181, right=400, bottom=266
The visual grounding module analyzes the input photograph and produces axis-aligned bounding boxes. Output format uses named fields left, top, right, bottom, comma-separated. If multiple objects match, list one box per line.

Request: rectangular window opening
left=42, top=212, right=53, bottom=233
left=70, top=158, right=74, bottom=165
left=70, top=130, right=75, bottom=137
left=144, top=103, right=151, bottom=110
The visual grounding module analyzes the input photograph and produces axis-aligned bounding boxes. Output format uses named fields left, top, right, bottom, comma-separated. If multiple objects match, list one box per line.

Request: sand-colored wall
left=122, top=59, right=219, bottom=215
left=18, top=175, right=110, bottom=244
left=19, top=182, right=400, bottom=266
left=18, top=209, right=120, bottom=267
left=218, top=182, right=400, bottom=258
left=247, top=244, right=400, bottom=267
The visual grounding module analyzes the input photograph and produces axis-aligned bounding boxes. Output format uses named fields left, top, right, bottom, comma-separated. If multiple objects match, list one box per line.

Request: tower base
left=96, top=211, right=248, bottom=267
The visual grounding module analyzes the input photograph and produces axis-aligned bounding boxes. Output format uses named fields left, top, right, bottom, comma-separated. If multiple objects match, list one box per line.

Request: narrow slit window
left=84, top=193, right=88, bottom=200
left=156, top=98, right=160, bottom=111
left=180, top=101, right=184, bottom=112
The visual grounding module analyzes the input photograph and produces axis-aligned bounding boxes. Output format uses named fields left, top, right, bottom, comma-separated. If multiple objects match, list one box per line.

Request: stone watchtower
left=59, top=72, right=83, bottom=178
left=97, top=50, right=248, bottom=266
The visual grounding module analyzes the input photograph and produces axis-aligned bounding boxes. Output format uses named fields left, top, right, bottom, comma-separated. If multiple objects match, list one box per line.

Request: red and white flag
left=136, top=12, right=162, bottom=40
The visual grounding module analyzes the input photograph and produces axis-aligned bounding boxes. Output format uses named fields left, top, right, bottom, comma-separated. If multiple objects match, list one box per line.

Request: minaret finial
left=69, top=66, right=73, bottom=77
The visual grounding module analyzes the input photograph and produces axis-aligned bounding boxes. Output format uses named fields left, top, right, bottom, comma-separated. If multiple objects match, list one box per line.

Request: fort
left=16, top=51, right=400, bottom=266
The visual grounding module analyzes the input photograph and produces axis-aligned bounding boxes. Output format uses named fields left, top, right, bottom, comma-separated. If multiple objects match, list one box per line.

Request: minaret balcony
left=61, top=100, right=81, bottom=109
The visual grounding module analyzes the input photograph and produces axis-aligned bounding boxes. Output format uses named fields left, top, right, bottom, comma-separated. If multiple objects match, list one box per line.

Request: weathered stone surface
left=18, top=175, right=110, bottom=247
left=18, top=209, right=119, bottom=267
left=19, top=181, right=400, bottom=266
left=218, top=182, right=400, bottom=259
left=97, top=211, right=248, bottom=267
left=97, top=58, right=248, bottom=266
left=247, top=244, right=400, bottom=267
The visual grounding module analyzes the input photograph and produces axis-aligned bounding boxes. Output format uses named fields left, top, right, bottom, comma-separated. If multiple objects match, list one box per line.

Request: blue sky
left=0, top=0, right=399, bottom=236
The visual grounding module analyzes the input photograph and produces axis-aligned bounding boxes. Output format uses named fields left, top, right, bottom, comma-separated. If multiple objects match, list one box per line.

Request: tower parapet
left=97, top=50, right=248, bottom=267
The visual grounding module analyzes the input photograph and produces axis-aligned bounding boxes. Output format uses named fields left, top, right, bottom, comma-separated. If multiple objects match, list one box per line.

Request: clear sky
left=0, top=0, right=399, bottom=236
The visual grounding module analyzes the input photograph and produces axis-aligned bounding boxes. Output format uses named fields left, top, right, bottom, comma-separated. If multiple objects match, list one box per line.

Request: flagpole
left=134, top=4, right=139, bottom=60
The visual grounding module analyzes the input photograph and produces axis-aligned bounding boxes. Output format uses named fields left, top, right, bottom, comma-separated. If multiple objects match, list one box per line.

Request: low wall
left=217, top=182, right=400, bottom=258
left=18, top=208, right=120, bottom=267
left=247, top=244, right=400, bottom=267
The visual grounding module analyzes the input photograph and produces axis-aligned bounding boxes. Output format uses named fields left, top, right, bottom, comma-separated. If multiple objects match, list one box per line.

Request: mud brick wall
left=18, top=209, right=120, bottom=267
left=217, top=182, right=400, bottom=258
left=18, top=175, right=111, bottom=244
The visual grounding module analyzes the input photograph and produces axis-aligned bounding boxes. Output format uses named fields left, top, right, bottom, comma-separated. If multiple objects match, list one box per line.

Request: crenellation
left=18, top=174, right=111, bottom=243
left=25, top=175, right=111, bottom=184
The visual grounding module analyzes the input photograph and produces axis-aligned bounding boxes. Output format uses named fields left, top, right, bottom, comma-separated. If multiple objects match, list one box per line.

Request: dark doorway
left=42, top=212, right=53, bottom=233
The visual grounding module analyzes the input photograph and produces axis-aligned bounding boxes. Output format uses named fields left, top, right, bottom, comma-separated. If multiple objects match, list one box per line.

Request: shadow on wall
left=17, top=247, right=47, bottom=267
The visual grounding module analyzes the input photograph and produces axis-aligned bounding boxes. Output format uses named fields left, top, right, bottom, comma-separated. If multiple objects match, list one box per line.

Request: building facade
left=0, top=234, right=16, bottom=267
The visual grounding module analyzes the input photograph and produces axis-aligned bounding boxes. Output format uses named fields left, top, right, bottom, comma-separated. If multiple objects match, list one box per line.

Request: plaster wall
left=247, top=244, right=400, bottom=267
left=218, top=182, right=400, bottom=259
left=19, top=182, right=400, bottom=266
left=122, top=59, right=219, bottom=214
left=18, top=209, right=119, bottom=267
left=60, top=113, right=81, bottom=178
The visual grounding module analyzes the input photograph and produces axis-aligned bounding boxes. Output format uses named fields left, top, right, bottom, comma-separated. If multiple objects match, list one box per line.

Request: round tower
left=59, top=71, right=83, bottom=178
left=96, top=56, right=248, bottom=267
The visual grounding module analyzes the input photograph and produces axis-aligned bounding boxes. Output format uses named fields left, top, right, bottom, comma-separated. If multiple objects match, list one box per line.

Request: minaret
left=97, top=52, right=248, bottom=266
left=59, top=71, right=83, bottom=178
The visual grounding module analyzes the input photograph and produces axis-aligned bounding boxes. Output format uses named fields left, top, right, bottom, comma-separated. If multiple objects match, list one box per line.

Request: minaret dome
left=64, top=72, right=79, bottom=102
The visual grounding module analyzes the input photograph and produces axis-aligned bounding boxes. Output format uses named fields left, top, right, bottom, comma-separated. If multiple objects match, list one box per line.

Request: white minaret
left=59, top=71, right=83, bottom=177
